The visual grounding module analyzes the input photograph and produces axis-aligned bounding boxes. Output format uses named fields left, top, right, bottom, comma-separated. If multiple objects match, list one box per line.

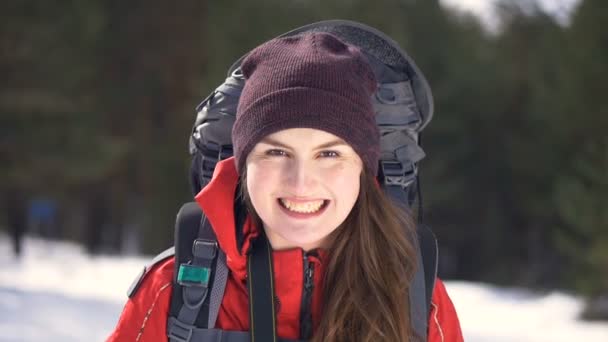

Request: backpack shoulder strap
left=409, top=224, right=438, bottom=340
left=167, top=202, right=230, bottom=342
left=418, top=224, right=438, bottom=313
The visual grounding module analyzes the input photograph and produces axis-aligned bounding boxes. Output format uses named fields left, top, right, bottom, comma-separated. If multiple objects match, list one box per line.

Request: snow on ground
left=0, top=235, right=607, bottom=341
left=449, top=282, right=608, bottom=341
left=0, top=286, right=120, bottom=342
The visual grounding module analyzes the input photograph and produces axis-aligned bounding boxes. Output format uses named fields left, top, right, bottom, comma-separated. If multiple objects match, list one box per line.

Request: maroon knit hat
left=232, top=32, right=380, bottom=175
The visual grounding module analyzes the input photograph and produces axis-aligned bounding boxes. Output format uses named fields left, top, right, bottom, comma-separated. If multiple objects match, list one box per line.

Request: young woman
left=109, top=32, right=463, bottom=341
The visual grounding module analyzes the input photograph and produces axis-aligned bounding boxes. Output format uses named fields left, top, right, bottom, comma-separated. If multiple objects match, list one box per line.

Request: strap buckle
left=198, top=142, right=233, bottom=182
left=177, top=264, right=211, bottom=288
left=177, top=240, right=217, bottom=288
left=381, top=160, right=416, bottom=188
left=199, top=142, right=220, bottom=180
left=167, top=317, right=195, bottom=342
left=192, top=239, right=218, bottom=260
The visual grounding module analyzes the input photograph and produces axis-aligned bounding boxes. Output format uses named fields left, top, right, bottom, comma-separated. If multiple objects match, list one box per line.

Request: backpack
left=128, top=20, right=438, bottom=342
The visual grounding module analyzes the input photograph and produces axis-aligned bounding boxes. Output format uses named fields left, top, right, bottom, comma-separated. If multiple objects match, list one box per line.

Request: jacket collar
left=194, top=157, right=257, bottom=278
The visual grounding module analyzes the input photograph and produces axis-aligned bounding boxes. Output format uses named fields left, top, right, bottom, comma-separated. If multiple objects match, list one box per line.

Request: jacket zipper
left=300, top=253, right=315, bottom=340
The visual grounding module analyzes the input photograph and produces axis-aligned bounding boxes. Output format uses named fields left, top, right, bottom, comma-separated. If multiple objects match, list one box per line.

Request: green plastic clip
left=177, top=264, right=210, bottom=287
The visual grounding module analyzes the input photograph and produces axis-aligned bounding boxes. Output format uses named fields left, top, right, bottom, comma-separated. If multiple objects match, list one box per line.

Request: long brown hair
left=242, top=168, right=419, bottom=341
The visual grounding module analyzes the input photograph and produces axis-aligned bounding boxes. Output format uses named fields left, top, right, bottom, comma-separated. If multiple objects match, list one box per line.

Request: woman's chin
left=264, top=227, right=326, bottom=251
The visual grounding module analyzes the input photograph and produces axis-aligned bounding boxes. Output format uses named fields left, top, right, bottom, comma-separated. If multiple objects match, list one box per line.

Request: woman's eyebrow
left=259, top=137, right=293, bottom=149
left=314, top=139, right=348, bottom=149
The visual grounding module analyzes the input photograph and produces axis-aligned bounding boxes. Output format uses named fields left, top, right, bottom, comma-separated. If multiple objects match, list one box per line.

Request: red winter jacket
left=108, top=158, right=464, bottom=342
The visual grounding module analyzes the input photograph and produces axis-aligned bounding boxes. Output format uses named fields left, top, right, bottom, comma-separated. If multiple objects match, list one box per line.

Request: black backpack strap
left=410, top=236, right=429, bottom=340
left=382, top=183, right=438, bottom=341
left=208, top=248, right=229, bottom=328
left=409, top=224, right=439, bottom=341
left=418, top=224, right=438, bottom=316
left=168, top=202, right=230, bottom=342
left=247, top=235, right=278, bottom=342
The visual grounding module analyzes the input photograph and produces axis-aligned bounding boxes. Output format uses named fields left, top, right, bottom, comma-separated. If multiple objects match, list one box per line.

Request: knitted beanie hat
left=232, top=32, right=380, bottom=175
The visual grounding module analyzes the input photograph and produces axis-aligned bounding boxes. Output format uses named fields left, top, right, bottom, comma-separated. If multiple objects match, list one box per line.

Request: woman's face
left=246, top=128, right=363, bottom=251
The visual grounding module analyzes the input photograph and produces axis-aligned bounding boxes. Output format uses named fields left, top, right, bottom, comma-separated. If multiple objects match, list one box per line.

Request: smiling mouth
left=278, top=198, right=329, bottom=214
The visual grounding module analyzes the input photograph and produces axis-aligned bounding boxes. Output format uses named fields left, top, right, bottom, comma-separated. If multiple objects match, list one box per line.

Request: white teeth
left=280, top=199, right=325, bottom=214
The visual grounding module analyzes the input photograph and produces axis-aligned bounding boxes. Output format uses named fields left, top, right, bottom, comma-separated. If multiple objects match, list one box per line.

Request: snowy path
left=0, top=236, right=606, bottom=341
left=0, top=286, right=121, bottom=342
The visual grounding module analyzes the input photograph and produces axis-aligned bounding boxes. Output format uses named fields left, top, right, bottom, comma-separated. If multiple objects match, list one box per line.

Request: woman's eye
left=319, top=150, right=340, bottom=158
left=265, top=149, right=288, bottom=157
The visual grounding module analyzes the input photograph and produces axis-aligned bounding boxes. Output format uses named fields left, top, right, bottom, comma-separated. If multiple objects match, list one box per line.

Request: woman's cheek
left=249, top=159, right=285, bottom=185
left=321, top=161, right=360, bottom=183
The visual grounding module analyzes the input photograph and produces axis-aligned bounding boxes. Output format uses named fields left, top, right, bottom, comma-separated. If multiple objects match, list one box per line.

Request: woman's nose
left=284, top=160, right=317, bottom=194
